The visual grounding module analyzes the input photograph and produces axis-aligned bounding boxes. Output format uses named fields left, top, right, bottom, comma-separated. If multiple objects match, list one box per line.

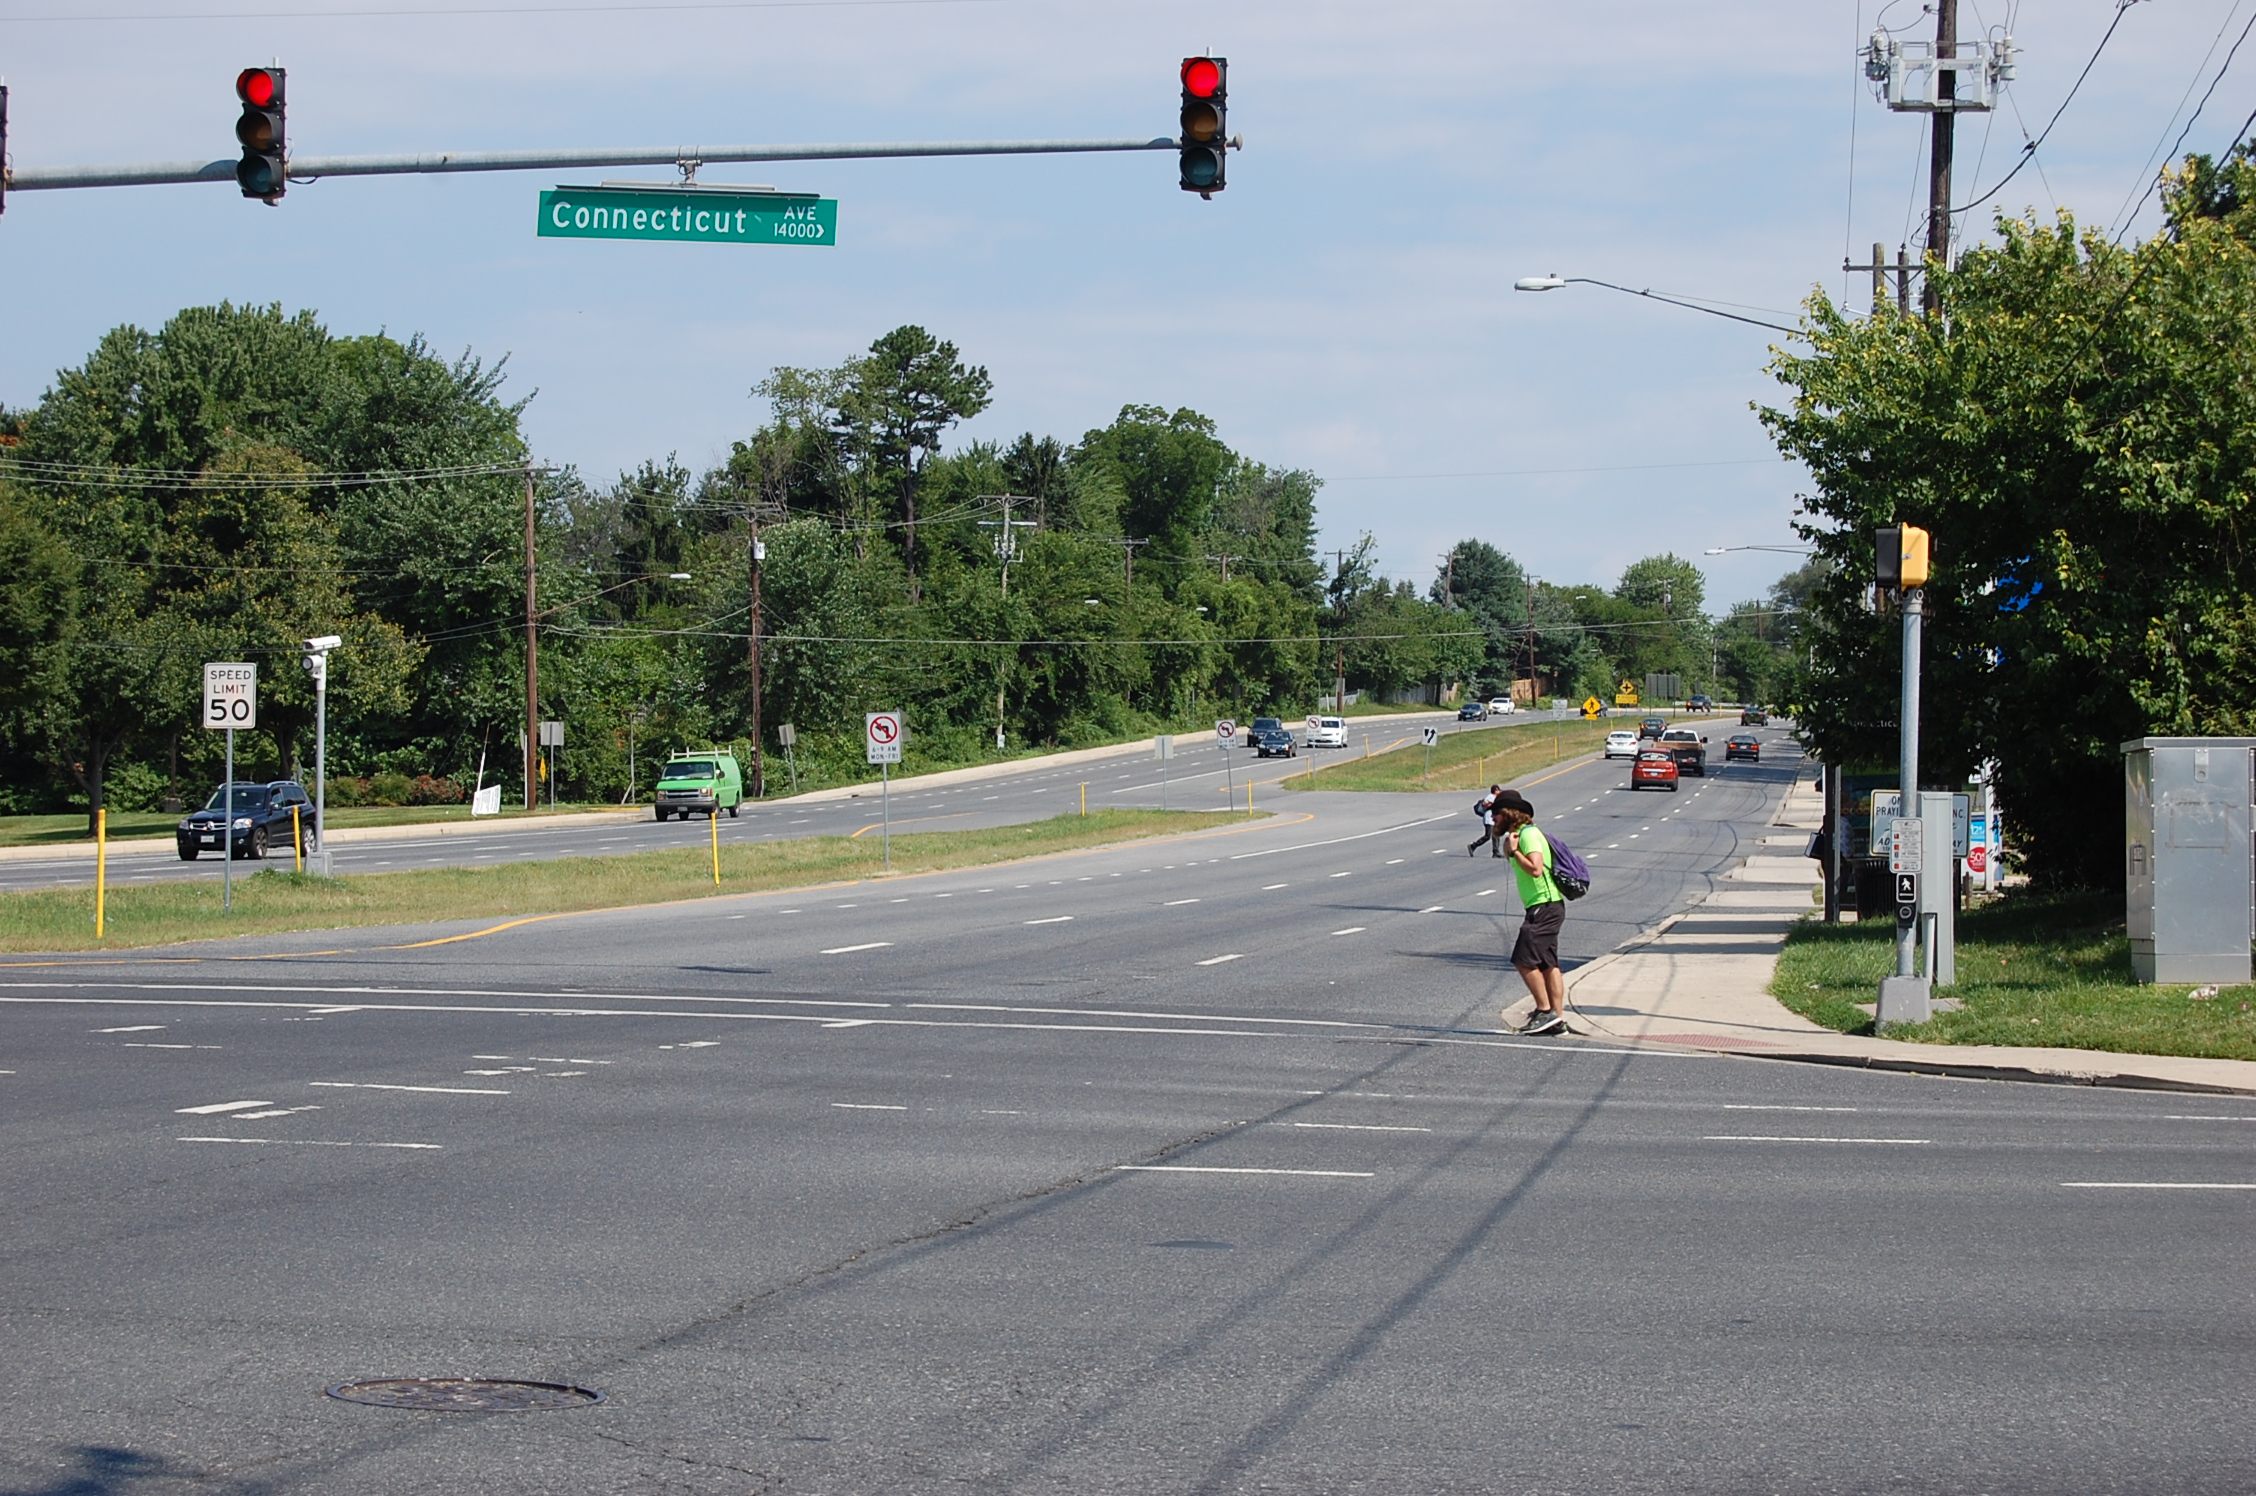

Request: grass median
left=1281, top=718, right=1623, bottom=794
left=2, top=807, right=1246, bottom=954
left=1773, top=890, right=2256, bottom=1062
left=0, top=802, right=632, bottom=850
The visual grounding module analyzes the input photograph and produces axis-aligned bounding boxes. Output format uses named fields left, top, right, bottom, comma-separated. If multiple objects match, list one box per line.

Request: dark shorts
left=1511, top=899, right=1566, bottom=970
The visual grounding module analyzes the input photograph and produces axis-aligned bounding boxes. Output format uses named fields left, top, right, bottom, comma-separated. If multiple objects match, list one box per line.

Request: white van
left=1305, top=715, right=1347, bottom=748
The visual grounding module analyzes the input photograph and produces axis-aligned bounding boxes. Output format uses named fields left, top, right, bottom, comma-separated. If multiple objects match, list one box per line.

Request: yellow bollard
left=1247, top=780, right=1254, bottom=815
left=1080, top=782, right=1087, bottom=816
left=710, top=808, right=720, bottom=886
left=293, top=804, right=304, bottom=872
left=94, top=807, right=107, bottom=938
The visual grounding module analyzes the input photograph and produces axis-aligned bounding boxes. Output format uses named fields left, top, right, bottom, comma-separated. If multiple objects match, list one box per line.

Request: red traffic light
left=236, top=68, right=279, bottom=107
left=1181, top=57, right=1222, bottom=98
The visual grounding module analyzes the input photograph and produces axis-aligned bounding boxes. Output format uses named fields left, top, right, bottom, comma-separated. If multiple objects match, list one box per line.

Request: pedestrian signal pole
left=1875, top=525, right=1931, bottom=1022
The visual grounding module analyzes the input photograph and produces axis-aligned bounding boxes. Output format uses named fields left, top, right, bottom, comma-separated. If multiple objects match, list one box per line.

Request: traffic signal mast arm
left=7, top=134, right=1194, bottom=194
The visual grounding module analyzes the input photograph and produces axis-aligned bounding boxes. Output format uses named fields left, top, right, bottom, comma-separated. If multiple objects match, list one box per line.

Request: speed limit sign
left=202, top=663, right=257, bottom=730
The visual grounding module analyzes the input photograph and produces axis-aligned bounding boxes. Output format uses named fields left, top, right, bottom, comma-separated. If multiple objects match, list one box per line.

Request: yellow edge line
left=387, top=913, right=579, bottom=949
left=849, top=812, right=975, bottom=838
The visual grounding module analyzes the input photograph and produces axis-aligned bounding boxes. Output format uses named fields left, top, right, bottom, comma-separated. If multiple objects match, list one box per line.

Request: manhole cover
left=325, top=1378, right=605, bottom=1412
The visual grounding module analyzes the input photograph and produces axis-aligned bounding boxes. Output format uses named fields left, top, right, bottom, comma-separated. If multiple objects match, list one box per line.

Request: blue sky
left=1, top=0, right=2241, bottom=611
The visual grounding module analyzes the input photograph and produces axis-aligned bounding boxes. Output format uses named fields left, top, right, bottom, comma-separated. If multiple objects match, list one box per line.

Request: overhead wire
left=2111, top=4, right=2256, bottom=244
left=1956, top=0, right=2144, bottom=220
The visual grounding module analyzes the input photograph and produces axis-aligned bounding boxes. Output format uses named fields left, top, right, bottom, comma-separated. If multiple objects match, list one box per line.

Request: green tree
left=1762, top=158, right=2256, bottom=888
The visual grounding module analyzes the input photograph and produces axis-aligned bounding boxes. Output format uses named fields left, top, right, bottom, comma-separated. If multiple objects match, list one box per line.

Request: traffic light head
left=1179, top=55, right=1227, bottom=196
left=234, top=66, right=286, bottom=203
left=1875, top=524, right=1931, bottom=590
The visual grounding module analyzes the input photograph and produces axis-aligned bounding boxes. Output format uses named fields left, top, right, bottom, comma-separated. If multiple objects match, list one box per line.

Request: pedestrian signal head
left=234, top=66, right=286, bottom=202
left=1179, top=56, right=1227, bottom=197
left=1875, top=524, right=1931, bottom=590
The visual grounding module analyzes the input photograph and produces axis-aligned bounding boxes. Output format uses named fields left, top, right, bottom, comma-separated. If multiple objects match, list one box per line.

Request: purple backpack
left=1545, top=833, right=1592, bottom=901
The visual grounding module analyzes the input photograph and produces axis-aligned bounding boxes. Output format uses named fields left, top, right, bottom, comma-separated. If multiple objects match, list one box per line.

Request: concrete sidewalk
left=1505, top=771, right=2256, bottom=1097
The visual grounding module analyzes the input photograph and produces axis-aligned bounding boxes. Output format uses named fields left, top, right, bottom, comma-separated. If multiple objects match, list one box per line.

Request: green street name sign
left=537, top=184, right=836, bottom=246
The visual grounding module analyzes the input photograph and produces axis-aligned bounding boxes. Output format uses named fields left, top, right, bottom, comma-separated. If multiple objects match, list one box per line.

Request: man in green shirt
left=1492, top=790, right=1568, bottom=1035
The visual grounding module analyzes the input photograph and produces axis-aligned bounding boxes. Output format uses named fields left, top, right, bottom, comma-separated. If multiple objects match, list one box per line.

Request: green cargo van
left=653, top=750, right=745, bottom=820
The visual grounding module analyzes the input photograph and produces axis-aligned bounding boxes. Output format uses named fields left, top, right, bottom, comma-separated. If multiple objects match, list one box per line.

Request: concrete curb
left=1735, top=1048, right=2256, bottom=1097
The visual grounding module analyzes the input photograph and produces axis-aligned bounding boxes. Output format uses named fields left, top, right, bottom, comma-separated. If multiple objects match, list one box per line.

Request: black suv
left=1741, top=707, right=1768, bottom=726
left=177, top=780, right=317, bottom=860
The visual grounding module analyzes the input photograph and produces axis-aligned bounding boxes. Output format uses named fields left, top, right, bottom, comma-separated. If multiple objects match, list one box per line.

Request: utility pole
left=523, top=468, right=539, bottom=814
left=1205, top=553, right=1240, bottom=582
left=1523, top=578, right=1538, bottom=704
left=1925, top=0, right=1957, bottom=315
left=977, top=497, right=1037, bottom=749
left=746, top=509, right=765, bottom=799
left=1327, top=547, right=1352, bottom=710
left=1116, top=537, right=1150, bottom=588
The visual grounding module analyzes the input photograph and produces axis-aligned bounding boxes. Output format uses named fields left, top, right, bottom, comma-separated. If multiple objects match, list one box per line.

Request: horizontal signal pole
left=7, top=135, right=1189, bottom=193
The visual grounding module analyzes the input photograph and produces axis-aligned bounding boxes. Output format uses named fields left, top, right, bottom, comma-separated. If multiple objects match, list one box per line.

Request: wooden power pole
left=1924, top=0, right=1957, bottom=315
left=523, top=468, right=539, bottom=813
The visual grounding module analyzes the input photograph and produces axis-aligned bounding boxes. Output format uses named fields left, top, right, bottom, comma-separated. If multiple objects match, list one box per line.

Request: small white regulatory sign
left=1421, top=726, right=1439, bottom=747
left=864, top=710, right=903, bottom=765
left=202, top=662, right=257, bottom=730
left=1888, top=817, right=1924, bottom=874
left=1215, top=719, right=1237, bottom=745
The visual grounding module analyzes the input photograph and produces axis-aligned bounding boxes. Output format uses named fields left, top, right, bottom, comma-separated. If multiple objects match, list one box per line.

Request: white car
left=1305, top=715, right=1347, bottom=748
left=1603, top=730, right=1640, bottom=760
left=1488, top=697, right=1516, bottom=715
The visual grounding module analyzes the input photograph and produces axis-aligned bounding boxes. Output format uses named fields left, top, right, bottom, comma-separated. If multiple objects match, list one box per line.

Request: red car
left=1631, top=750, right=1680, bottom=791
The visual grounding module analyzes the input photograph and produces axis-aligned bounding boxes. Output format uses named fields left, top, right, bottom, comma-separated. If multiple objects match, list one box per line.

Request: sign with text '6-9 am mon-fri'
left=537, top=184, right=837, bottom=247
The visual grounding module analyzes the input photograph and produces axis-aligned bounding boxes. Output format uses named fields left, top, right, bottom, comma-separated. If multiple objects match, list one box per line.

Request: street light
left=1515, top=274, right=1801, bottom=336
left=302, top=634, right=342, bottom=876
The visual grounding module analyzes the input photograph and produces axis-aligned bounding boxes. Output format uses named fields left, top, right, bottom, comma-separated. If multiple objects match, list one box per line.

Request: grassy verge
left=2, top=807, right=1245, bottom=953
left=0, top=802, right=634, bottom=849
left=1773, top=890, right=2256, bottom=1062
left=1281, top=719, right=1624, bottom=794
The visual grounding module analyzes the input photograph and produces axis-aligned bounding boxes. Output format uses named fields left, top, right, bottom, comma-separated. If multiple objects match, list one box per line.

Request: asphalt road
left=0, top=712, right=1619, bottom=894
left=5, top=733, right=2250, bottom=1494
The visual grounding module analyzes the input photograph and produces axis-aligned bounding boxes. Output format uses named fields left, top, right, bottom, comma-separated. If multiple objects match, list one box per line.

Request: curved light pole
left=1514, top=275, right=1801, bottom=336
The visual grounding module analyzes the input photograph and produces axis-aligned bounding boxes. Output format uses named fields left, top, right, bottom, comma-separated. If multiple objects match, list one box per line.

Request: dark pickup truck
left=1656, top=727, right=1708, bottom=777
left=177, top=780, right=317, bottom=860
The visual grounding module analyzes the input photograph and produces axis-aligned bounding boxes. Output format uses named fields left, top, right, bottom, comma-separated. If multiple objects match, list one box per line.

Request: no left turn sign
left=865, top=710, right=903, bottom=765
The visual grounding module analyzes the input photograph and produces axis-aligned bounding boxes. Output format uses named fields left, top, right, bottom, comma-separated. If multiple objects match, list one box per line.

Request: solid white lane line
left=2060, top=1181, right=2256, bottom=1189
left=307, top=1082, right=510, bottom=1095
left=820, top=942, right=894, bottom=954
left=831, top=1102, right=906, bottom=1111
left=177, top=1136, right=440, bottom=1149
left=1118, top=1165, right=1374, bottom=1178
left=1291, top=1121, right=1431, bottom=1133
left=1721, top=1104, right=1859, bottom=1113
left=1196, top=954, right=1245, bottom=965
left=176, top=1100, right=272, bottom=1115
left=1164, top=898, right=1200, bottom=906
left=1025, top=916, right=1075, bottom=925
left=2162, top=1115, right=2256, bottom=1122
left=1702, top=1135, right=1928, bottom=1145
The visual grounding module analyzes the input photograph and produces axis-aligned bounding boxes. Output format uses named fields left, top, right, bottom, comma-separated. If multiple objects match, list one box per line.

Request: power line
left=0, top=0, right=1019, bottom=21
left=1956, top=0, right=2145, bottom=220
left=2112, top=5, right=2256, bottom=243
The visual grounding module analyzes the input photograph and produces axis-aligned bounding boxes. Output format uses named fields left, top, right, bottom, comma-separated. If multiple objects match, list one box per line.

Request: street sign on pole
left=204, top=664, right=254, bottom=915
left=538, top=185, right=837, bottom=246
left=866, top=711, right=902, bottom=868
left=1581, top=696, right=1602, bottom=719
left=1887, top=817, right=1924, bottom=874
left=1420, top=726, right=1439, bottom=747
left=864, top=711, right=903, bottom=765
left=202, top=663, right=257, bottom=730
left=1215, top=719, right=1236, bottom=746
